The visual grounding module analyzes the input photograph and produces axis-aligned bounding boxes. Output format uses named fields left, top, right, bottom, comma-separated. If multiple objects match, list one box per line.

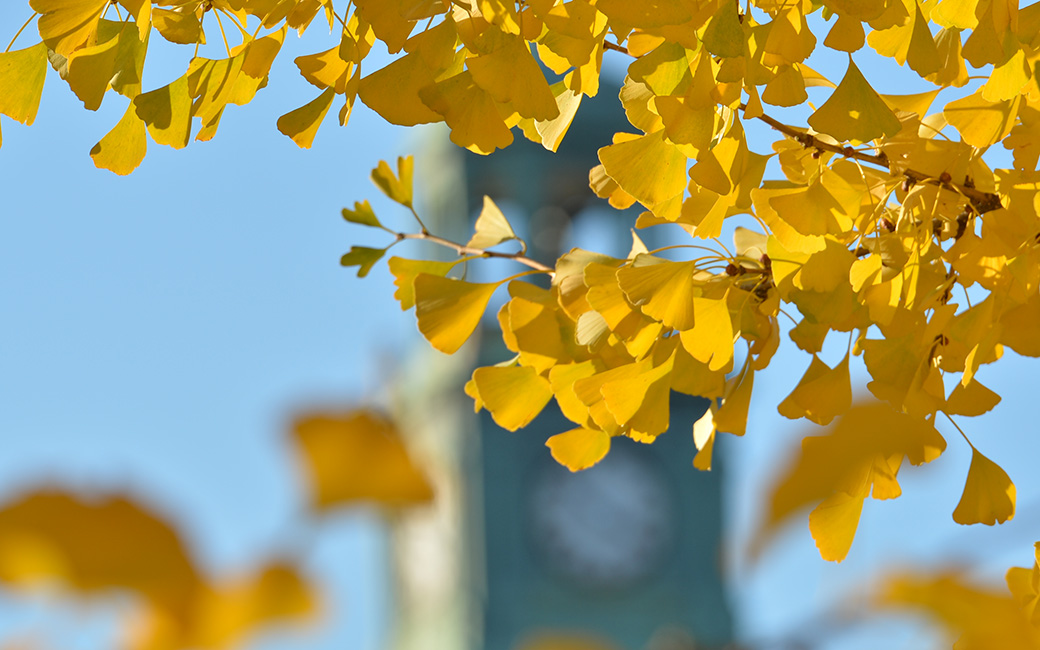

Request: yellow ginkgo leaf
left=758, top=401, right=946, bottom=561
left=189, top=563, right=317, bottom=649
left=679, top=295, right=735, bottom=371
left=414, top=274, right=500, bottom=353
left=546, top=427, right=611, bottom=471
left=371, top=156, right=414, bottom=208
left=467, top=196, right=519, bottom=249
left=187, top=53, right=246, bottom=131
left=702, top=0, right=744, bottom=58
left=598, top=130, right=688, bottom=210
left=953, top=447, right=1015, bottom=525
left=505, top=284, right=570, bottom=372
left=387, top=257, right=457, bottom=311
left=276, top=88, right=335, bottom=149
left=549, top=361, right=602, bottom=428
left=65, top=21, right=147, bottom=111
left=30, top=0, right=109, bottom=57
left=945, top=378, right=1001, bottom=416
left=116, top=0, right=151, bottom=40
left=468, top=32, right=559, bottom=121
left=534, top=81, right=582, bottom=152
left=777, top=354, right=853, bottom=425
left=883, top=573, right=1039, bottom=650
left=714, top=364, right=754, bottom=436
left=981, top=48, right=1030, bottom=102
left=596, top=0, right=691, bottom=28
left=133, top=74, right=192, bottom=149
left=808, top=482, right=869, bottom=562
left=471, top=365, right=553, bottom=431
left=824, top=14, right=865, bottom=52
left=0, top=43, right=48, bottom=126
left=616, top=257, right=698, bottom=330
left=293, top=410, right=434, bottom=509
left=90, top=103, right=147, bottom=175
left=807, top=59, right=902, bottom=144
left=1005, top=542, right=1040, bottom=624
left=419, top=71, right=514, bottom=154
left=880, top=89, right=942, bottom=119
left=151, top=6, right=203, bottom=45
left=358, top=19, right=461, bottom=126
left=600, top=352, right=674, bottom=438
left=944, top=91, right=1020, bottom=148
left=692, top=407, right=716, bottom=471
left=0, top=490, right=199, bottom=610
left=296, top=44, right=353, bottom=94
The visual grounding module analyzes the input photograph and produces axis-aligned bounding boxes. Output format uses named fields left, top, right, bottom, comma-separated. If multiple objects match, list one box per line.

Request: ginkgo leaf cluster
left=0, top=409, right=432, bottom=649
left=5, top=0, right=1040, bottom=608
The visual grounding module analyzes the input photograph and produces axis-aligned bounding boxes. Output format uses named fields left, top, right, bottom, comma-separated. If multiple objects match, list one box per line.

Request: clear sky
left=1, top=7, right=1039, bottom=650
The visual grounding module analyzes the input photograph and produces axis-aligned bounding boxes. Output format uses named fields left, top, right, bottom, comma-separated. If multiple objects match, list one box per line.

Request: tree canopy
left=3, top=0, right=1040, bottom=646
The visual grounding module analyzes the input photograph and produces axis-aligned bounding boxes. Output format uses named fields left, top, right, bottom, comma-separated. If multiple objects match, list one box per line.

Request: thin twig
left=743, top=104, right=1004, bottom=215
left=396, top=231, right=554, bottom=273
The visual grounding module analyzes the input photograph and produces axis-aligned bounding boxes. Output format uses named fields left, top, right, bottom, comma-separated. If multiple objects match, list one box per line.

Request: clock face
left=526, top=443, right=675, bottom=590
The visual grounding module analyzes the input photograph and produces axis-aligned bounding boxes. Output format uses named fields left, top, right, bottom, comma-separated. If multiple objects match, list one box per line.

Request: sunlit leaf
left=546, top=427, right=611, bottom=472
left=90, top=102, right=147, bottom=175
left=419, top=71, right=514, bottom=154
left=133, top=74, right=192, bottom=149
left=952, top=447, right=1016, bottom=525
left=30, top=0, right=109, bottom=57
left=371, top=156, right=414, bottom=208
left=0, top=43, right=48, bottom=126
left=277, top=88, right=335, bottom=148
left=714, top=364, right=754, bottom=436
left=0, top=490, right=199, bottom=609
left=945, top=378, right=1001, bottom=416
left=807, top=59, right=902, bottom=143
left=387, top=257, right=457, bottom=311
left=414, top=274, right=500, bottom=354
left=471, top=365, right=553, bottom=431
left=759, top=401, right=946, bottom=561
left=152, top=6, right=202, bottom=45
left=617, top=257, right=698, bottom=330
left=467, top=196, right=518, bottom=249
left=341, top=199, right=382, bottom=228
left=188, top=563, right=317, bottom=649
left=777, top=354, right=853, bottom=425
left=692, top=408, right=716, bottom=471
left=292, top=410, right=433, bottom=509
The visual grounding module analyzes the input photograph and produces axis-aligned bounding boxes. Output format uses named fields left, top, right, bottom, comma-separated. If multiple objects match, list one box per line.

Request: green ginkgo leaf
left=340, top=246, right=386, bottom=278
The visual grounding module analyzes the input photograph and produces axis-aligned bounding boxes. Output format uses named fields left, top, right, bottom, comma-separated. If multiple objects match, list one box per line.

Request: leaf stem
left=218, top=8, right=249, bottom=38
left=396, top=231, right=554, bottom=273
left=214, top=10, right=232, bottom=57
left=407, top=205, right=430, bottom=234
left=942, top=410, right=975, bottom=450
left=6, top=13, right=39, bottom=53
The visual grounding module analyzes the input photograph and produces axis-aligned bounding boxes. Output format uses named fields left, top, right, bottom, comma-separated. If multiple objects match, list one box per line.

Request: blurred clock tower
left=390, top=81, right=733, bottom=650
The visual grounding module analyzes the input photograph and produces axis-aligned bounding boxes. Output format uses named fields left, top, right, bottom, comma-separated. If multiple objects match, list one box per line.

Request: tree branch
left=744, top=105, right=1004, bottom=214
left=397, top=232, right=555, bottom=274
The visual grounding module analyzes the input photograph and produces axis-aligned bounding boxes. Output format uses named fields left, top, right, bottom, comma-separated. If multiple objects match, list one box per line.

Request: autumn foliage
left=3, top=0, right=1040, bottom=646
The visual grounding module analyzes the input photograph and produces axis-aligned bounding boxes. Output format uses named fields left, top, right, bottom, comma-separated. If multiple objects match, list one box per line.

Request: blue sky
left=1, top=6, right=1039, bottom=650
